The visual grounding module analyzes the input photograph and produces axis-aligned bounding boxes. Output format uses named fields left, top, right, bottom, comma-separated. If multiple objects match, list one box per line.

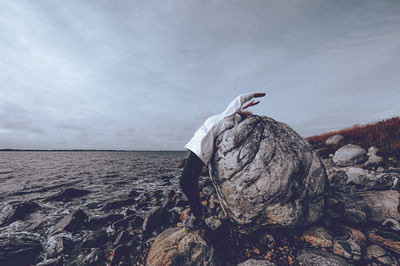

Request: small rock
left=333, top=238, right=361, bottom=261
left=297, top=248, right=353, bottom=266
left=365, top=154, right=384, bottom=166
left=345, top=167, right=370, bottom=186
left=258, top=232, right=275, bottom=248
left=54, top=209, right=88, bottom=232
left=333, top=144, right=367, bottom=167
left=0, top=236, right=42, bottom=266
left=344, top=226, right=367, bottom=247
left=326, top=135, right=344, bottom=145
left=368, top=146, right=379, bottom=156
left=114, top=230, right=131, bottom=246
left=367, top=172, right=400, bottom=190
left=112, top=215, right=143, bottom=231
left=382, top=218, right=400, bottom=232
left=142, top=206, right=169, bottom=234
left=36, top=256, right=63, bottom=266
left=102, top=198, right=136, bottom=211
left=180, top=208, right=191, bottom=222
left=238, top=259, right=277, bottom=266
left=83, top=248, right=104, bottom=266
left=80, top=230, right=108, bottom=249
left=368, top=229, right=400, bottom=255
left=0, top=201, right=39, bottom=226
left=205, top=216, right=222, bottom=231
left=108, top=244, right=130, bottom=265
left=87, top=214, right=124, bottom=229
left=202, top=186, right=215, bottom=196
left=366, top=244, right=395, bottom=265
left=328, top=170, right=347, bottom=188
left=44, top=188, right=90, bottom=201
left=301, top=226, right=333, bottom=248
left=45, top=234, right=73, bottom=257
left=146, top=227, right=218, bottom=266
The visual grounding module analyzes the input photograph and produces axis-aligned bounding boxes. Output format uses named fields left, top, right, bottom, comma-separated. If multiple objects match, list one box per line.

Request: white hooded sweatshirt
left=185, top=93, right=256, bottom=164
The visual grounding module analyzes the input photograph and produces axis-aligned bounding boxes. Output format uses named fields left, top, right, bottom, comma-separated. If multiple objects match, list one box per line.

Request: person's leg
left=179, top=151, right=205, bottom=218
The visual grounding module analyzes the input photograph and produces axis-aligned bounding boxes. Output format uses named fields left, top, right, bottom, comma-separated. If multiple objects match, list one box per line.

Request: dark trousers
left=179, top=151, right=205, bottom=218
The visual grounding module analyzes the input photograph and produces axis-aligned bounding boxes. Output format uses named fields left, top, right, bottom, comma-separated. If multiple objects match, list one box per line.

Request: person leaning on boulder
left=178, top=92, right=266, bottom=229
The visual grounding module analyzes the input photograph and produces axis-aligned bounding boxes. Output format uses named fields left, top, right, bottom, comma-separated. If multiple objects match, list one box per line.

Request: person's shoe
left=177, top=214, right=205, bottom=231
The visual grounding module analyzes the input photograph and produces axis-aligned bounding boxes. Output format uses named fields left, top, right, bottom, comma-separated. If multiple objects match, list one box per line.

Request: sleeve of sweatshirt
left=220, top=93, right=255, bottom=118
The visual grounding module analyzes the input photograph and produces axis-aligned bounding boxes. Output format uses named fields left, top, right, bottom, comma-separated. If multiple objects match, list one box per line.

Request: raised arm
left=221, top=92, right=266, bottom=118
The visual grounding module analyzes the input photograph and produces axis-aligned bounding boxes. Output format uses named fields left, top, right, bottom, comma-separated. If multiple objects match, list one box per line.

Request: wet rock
left=102, top=198, right=136, bottom=211
left=146, top=227, right=218, bottom=266
left=80, top=230, right=109, bottom=249
left=36, top=256, right=63, bottom=266
left=112, top=215, right=143, bottom=231
left=325, top=135, right=344, bottom=146
left=333, top=238, right=361, bottom=261
left=0, top=236, right=42, bottom=266
left=54, top=209, right=88, bottom=232
left=297, top=248, right=353, bottom=266
left=44, top=188, right=90, bottom=201
left=368, top=229, right=400, bottom=255
left=0, top=201, right=39, bottom=226
left=342, top=190, right=400, bottom=223
left=142, top=206, right=169, bottom=234
left=301, top=226, right=333, bottom=248
left=45, top=234, right=73, bottom=258
left=333, top=144, right=367, bottom=167
left=83, top=248, right=105, bottom=266
left=114, top=230, right=131, bottom=246
left=238, top=259, right=276, bottom=266
left=87, top=213, right=124, bottom=229
left=210, top=115, right=327, bottom=230
left=366, top=244, right=396, bottom=265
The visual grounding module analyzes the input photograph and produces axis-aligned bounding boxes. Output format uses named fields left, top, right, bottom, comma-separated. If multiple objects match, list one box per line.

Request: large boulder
left=209, top=115, right=327, bottom=230
left=0, top=236, right=42, bottom=266
left=332, top=144, right=367, bottom=167
left=146, top=227, right=219, bottom=266
left=0, top=201, right=39, bottom=227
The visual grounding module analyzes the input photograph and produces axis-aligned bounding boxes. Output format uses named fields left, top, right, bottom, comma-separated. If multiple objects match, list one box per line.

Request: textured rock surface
left=237, top=259, right=276, bottom=266
left=54, top=209, right=88, bottom=232
left=342, top=190, right=400, bottom=223
left=368, top=229, right=400, bottom=255
left=325, top=135, right=344, bottom=145
left=0, top=236, right=42, bottom=266
left=146, top=227, right=218, bottom=266
left=210, top=115, right=327, bottom=230
left=301, top=226, right=333, bottom=248
left=0, top=201, right=39, bottom=227
left=297, top=248, right=353, bottom=266
left=332, top=144, right=367, bottom=167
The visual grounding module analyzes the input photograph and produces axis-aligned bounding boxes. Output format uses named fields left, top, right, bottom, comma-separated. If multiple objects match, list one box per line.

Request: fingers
left=254, top=92, right=266, bottom=98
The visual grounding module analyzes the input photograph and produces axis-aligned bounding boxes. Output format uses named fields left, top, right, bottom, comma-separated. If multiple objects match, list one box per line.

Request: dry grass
left=306, top=117, right=400, bottom=164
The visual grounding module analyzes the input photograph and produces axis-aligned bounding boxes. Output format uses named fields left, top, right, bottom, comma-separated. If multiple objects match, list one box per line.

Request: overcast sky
left=1, top=0, right=399, bottom=150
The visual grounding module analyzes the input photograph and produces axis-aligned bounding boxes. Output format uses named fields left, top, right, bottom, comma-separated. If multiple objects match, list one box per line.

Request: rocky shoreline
left=1, top=119, right=400, bottom=265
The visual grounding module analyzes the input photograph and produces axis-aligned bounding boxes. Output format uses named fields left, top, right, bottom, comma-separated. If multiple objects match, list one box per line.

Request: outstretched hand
left=242, top=100, right=260, bottom=110
left=242, top=92, right=266, bottom=110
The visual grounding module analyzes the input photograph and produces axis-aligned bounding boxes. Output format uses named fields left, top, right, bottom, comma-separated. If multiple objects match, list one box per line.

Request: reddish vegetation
left=306, top=117, right=400, bottom=165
